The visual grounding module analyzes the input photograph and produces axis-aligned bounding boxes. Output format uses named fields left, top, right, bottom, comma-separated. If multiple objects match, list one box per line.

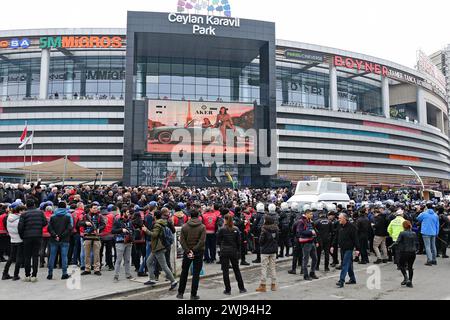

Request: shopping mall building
left=0, top=11, right=449, bottom=188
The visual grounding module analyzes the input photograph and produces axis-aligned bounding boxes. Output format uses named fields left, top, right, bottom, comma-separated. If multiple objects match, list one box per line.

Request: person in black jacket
left=217, top=214, right=247, bottom=295
left=250, top=203, right=265, bottom=264
left=47, top=202, right=72, bottom=280
left=437, top=207, right=449, bottom=258
left=233, top=208, right=249, bottom=266
left=314, top=211, right=332, bottom=272
left=278, top=203, right=291, bottom=258
left=329, top=212, right=340, bottom=267
left=396, top=220, right=417, bottom=288
left=372, top=208, right=389, bottom=264
left=18, top=199, right=48, bottom=282
left=356, top=209, right=371, bottom=264
left=255, top=215, right=279, bottom=293
left=332, top=213, right=360, bottom=288
left=288, top=208, right=303, bottom=275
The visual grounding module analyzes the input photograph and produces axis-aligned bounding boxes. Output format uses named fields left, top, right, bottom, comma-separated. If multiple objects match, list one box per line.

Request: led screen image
left=147, top=100, right=255, bottom=154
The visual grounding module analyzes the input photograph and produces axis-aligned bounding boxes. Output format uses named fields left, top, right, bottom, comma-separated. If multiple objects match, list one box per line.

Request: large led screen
left=147, top=100, right=255, bottom=154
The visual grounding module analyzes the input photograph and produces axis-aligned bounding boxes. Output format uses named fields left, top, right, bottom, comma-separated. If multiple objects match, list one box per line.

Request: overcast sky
left=1, top=0, right=448, bottom=68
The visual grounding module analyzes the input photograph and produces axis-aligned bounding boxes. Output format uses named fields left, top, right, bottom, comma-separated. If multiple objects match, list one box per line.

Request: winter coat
left=373, top=214, right=389, bottom=237
left=143, top=219, right=168, bottom=253
left=7, top=214, right=22, bottom=244
left=48, top=208, right=73, bottom=243
left=417, top=209, right=439, bottom=236
left=18, top=208, right=48, bottom=239
left=217, top=226, right=241, bottom=258
left=334, top=222, right=360, bottom=252
left=180, top=218, right=206, bottom=254
left=356, top=216, right=371, bottom=238
left=112, top=218, right=134, bottom=243
left=396, top=230, right=418, bottom=253
left=259, top=224, right=279, bottom=255
left=297, top=215, right=315, bottom=244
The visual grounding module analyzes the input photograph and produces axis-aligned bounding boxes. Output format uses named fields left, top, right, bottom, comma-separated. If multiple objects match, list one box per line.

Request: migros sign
left=39, top=36, right=123, bottom=49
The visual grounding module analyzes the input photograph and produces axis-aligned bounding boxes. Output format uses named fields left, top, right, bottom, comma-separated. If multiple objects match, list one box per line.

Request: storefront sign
left=1, top=69, right=125, bottom=83
left=168, top=13, right=240, bottom=35
left=417, top=50, right=446, bottom=90
left=0, top=38, right=31, bottom=49
left=39, top=36, right=123, bottom=49
left=334, top=56, right=389, bottom=77
left=334, top=55, right=446, bottom=100
left=285, top=50, right=325, bottom=63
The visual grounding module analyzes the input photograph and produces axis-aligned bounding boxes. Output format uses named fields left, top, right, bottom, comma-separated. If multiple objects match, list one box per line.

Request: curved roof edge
left=276, top=39, right=444, bottom=92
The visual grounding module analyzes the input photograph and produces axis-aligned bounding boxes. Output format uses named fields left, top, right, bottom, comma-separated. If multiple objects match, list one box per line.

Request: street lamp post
left=403, top=166, right=424, bottom=200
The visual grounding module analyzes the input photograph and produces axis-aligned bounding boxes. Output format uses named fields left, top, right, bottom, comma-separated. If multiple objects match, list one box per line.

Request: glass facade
left=0, top=52, right=125, bottom=101
left=131, top=160, right=252, bottom=187
left=48, top=53, right=125, bottom=99
left=275, top=61, right=383, bottom=115
left=337, top=76, right=382, bottom=115
left=276, top=62, right=330, bottom=109
left=0, top=54, right=41, bottom=101
left=134, top=57, right=260, bottom=104
left=390, top=102, right=418, bottom=122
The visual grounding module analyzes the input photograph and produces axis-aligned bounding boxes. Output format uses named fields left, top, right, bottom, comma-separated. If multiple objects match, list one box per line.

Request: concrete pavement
left=0, top=253, right=288, bottom=300
left=116, top=254, right=450, bottom=301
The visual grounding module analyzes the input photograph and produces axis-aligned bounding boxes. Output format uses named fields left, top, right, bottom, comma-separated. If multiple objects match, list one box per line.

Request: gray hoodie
left=7, top=214, right=22, bottom=244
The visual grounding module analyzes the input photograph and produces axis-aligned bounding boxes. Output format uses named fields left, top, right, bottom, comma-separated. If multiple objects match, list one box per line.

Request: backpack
left=160, top=225, right=174, bottom=249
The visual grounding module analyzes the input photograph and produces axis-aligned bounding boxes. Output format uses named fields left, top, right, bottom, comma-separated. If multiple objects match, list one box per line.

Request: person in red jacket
left=202, top=205, right=219, bottom=263
left=70, top=202, right=84, bottom=265
left=100, top=206, right=115, bottom=271
left=0, top=206, right=9, bottom=262
left=173, top=205, right=188, bottom=227
left=39, top=206, right=53, bottom=267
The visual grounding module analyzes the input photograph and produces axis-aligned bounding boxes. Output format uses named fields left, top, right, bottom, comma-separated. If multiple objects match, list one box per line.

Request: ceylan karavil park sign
left=168, top=13, right=240, bottom=35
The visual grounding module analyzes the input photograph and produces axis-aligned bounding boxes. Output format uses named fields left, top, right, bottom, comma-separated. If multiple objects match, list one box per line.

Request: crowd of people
left=0, top=181, right=448, bottom=299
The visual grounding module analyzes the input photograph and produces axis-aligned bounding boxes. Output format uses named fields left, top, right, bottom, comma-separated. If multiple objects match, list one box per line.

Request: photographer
left=112, top=209, right=134, bottom=282
left=78, top=204, right=105, bottom=276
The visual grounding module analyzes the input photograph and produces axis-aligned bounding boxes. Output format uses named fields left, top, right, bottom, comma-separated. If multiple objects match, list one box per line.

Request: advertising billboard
left=147, top=100, right=255, bottom=154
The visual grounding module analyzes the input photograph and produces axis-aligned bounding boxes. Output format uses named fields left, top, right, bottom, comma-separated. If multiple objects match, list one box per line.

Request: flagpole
left=21, top=120, right=28, bottom=183
left=30, top=129, right=34, bottom=183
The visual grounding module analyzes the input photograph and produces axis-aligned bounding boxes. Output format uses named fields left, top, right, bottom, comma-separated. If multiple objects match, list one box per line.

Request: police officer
left=287, top=203, right=305, bottom=275
left=278, top=203, right=291, bottom=258
left=250, top=203, right=265, bottom=264
left=314, top=204, right=333, bottom=272
left=267, top=204, right=279, bottom=227
left=329, top=209, right=340, bottom=268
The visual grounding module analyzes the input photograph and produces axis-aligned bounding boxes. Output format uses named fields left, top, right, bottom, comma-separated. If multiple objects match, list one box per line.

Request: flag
left=19, top=131, right=33, bottom=149
left=19, top=123, right=28, bottom=142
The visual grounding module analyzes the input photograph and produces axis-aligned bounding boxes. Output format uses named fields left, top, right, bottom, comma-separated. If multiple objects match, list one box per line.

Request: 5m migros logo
left=39, top=36, right=123, bottom=49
